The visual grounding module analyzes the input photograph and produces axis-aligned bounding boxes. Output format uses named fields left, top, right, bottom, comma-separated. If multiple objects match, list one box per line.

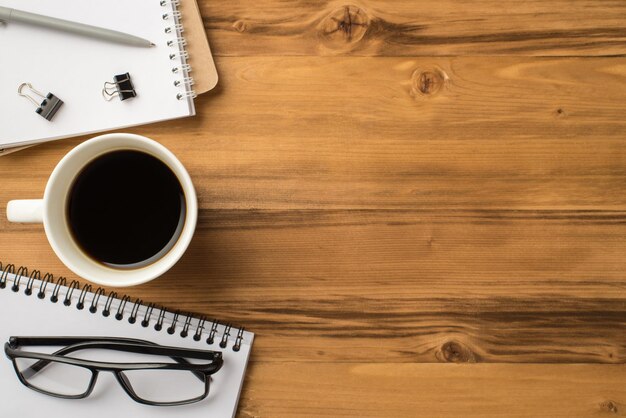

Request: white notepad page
left=0, top=269, right=253, bottom=418
left=0, top=0, right=195, bottom=147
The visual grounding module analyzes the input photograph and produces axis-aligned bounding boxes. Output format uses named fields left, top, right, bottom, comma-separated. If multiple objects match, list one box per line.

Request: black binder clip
left=102, top=72, right=137, bottom=101
left=18, top=83, right=64, bottom=121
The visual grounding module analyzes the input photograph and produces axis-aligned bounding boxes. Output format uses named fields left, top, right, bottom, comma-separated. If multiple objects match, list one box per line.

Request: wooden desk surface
left=1, top=1, right=625, bottom=416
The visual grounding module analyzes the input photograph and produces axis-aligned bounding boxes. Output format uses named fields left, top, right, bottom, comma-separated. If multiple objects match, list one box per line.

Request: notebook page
left=0, top=270, right=253, bottom=418
left=0, top=0, right=195, bottom=147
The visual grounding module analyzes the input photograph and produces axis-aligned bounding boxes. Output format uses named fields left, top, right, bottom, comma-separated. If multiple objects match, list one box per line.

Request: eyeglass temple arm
left=11, top=336, right=202, bottom=351
left=20, top=340, right=210, bottom=381
left=11, top=336, right=221, bottom=361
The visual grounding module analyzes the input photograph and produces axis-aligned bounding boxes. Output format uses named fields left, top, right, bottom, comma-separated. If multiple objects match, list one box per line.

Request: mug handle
left=7, top=199, right=44, bottom=223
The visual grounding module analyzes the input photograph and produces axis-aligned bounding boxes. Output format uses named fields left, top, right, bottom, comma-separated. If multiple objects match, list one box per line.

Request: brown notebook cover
left=180, top=0, right=218, bottom=95
left=0, top=0, right=217, bottom=156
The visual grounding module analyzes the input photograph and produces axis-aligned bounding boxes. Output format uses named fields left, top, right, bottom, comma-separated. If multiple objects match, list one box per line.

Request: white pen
left=0, top=6, right=155, bottom=47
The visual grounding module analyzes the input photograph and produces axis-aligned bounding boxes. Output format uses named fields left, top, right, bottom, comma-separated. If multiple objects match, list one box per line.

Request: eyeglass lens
left=13, top=357, right=93, bottom=396
left=13, top=354, right=208, bottom=404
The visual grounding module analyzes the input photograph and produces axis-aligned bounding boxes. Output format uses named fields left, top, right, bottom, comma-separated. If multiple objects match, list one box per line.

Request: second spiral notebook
left=0, top=0, right=216, bottom=150
left=0, top=263, right=253, bottom=418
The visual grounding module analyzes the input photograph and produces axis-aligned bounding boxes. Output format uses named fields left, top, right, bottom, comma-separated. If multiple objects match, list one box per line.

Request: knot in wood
left=232, top=20, right=248, bottom=33
left=411, top=68, right=446, bottom=97
left=600, top=400, right=619, bottom=414
left=319, top=5, right=370, bottom=49
left=440, top=341, right=474, bottom=363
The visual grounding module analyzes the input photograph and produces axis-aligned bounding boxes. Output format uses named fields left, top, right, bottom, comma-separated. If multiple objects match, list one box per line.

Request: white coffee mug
left=6, top=133, right=198, bottom=287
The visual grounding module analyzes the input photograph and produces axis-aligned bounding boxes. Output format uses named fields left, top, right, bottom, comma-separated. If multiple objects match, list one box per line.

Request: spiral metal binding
left=115, top=295, right=131, bottom=320
left=176, top=91, right=197, bottom=101
left=171, top=63, right=192, bottom=75
left=167, top=38, right=187, bottom=47
left=181, top=314, right=193, bottom=338
left=89, top=287, right=105, bottom=313
left=161, top=0, right=197, bottom=101
left=155, top=307, right=167, bottom=331
left=38, top=273, right=54, bottom=299
left=103, top=291, right=118, bottom=317
left=163, top=10, right=182, bottom=20
left=233, top=327, right=245, bottom=352
left=12, top=266, right=28, bottom=292
left=0, top=263, right=14, bottom=288
left=164, top=23, right=184, bottom=34
left=219, top=324, right=232, bottom=349
left=174, top=77, right=194, bottom=87
left=167, top=310, right=180, bottom=335
left=50, top=277, right=67, bottom=303
left=194, top=316, right=207, bottom=341
left=63, top=280, right=80, bottom=306
left=77, top=284, right=92, bottom=310
left=129, top=299, right=143, bottom=324
left=142, top=303, right=156, bottom=327
left=207, top=321, right=219, bottom=345
left=0, top=263, right=246, bottom=351
left=25, top=270, right=40, bottom=296
left=169, top=50, right=190, bottom=61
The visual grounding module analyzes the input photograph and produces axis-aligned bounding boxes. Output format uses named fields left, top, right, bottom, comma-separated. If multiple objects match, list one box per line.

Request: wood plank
left=198, top=0, right=626, bottom=57
left=238, top=362, right=626, bottom=418
left=2, top=56, right=626, bottom=209
left=1, top=210, right=624, bottom=363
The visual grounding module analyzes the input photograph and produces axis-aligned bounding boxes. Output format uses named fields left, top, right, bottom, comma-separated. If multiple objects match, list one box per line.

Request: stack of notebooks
left=0, top=0, right=218, bottom=154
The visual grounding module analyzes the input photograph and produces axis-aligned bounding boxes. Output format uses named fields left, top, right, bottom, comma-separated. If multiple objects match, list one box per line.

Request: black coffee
left=67, top=150, right=185, bottom=267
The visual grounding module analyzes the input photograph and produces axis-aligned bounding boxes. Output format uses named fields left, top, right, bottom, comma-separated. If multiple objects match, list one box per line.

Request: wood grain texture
left=199, top=0, right=626, bottom=57
left=1, top=211, right=624, bottom=364
left=1, top=0, right=625, bottom=416
left=3, top=56, right=626, bottom=209
left=238, top=363, right=626, bottom=417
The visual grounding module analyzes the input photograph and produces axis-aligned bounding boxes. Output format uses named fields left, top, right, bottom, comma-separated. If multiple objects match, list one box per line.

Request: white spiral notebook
left=0, top=0, right=199, bottom=148
left=0, top=263, right=254, bottom=417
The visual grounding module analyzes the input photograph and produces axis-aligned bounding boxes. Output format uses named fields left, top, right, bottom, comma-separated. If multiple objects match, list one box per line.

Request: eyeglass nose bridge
left=85, top=369, right=141, bottom=402
left=77, top=369, right=147, bottom=402
left=81, top=369, right=139, bottom=400
left=84, top=368, right=138, bottom=401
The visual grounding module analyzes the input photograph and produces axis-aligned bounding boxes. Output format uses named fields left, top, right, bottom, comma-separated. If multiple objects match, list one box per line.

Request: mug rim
left=42, top=133, right=197, bottom=287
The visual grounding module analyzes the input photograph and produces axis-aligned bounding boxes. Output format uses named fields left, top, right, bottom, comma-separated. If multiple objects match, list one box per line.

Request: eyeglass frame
left=4, top=336, right=223, bottom=406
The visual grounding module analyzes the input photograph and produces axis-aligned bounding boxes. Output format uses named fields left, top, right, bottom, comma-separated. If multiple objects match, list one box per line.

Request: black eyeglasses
left=4, top=336, right=223, bottom=406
